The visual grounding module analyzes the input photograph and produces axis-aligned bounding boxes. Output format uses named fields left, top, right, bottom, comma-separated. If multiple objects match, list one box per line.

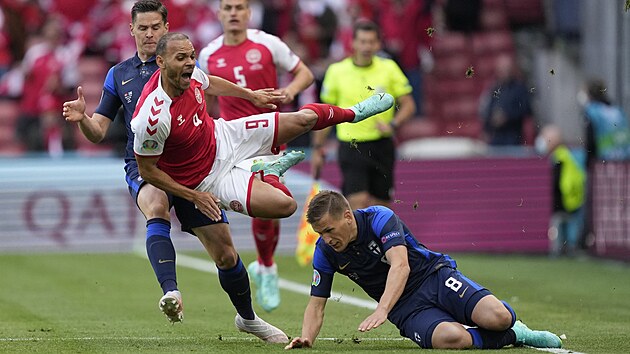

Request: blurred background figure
left=479, top=54, right=532, bottom=146
left=14, top=15, right=78, bottom=155
left=578, top=78, right=630, bottom=251
left=378, top=0, right=434, bottom=115
left=310, top=20, right=415, bottom=210
left=579, top=78, right=630, bottom=167
left=198, top=0, right=315, bottom=313
left=535, top=125, right=585, bottom=258
left=443, top=0, right=482, bottom=32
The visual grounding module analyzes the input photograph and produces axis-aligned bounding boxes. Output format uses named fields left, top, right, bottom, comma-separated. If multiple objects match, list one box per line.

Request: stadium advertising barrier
left=0, top=157, right=307, bottom=254
left=3, top=156, right=627, bottom=261
left=592, top=162, right=630, bottom=261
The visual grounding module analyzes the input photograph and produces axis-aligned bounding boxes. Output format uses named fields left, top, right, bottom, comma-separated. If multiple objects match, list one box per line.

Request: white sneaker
left=234, top=313, right=289, bottom=343
left=159, top=290, right=183, bottom=323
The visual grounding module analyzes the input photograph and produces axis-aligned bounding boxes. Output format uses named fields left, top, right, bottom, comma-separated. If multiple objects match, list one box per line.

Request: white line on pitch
left=0, top=336, right=404, bottom=342
left=174, top=253, right=377, bottom=310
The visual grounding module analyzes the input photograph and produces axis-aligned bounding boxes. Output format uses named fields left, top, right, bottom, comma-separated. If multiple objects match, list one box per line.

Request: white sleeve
left=198, top=37, right=223, bottom=74
left=131, top=97, right=171, bottom=157
left=250, top=30, right=300, bottom=72
left=193, top=66, right=209, bottom=90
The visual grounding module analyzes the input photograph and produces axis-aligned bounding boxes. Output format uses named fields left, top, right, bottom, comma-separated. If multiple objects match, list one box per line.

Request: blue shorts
left=388, top=266, right=491, bottom=348
left=124, top=160, right=228, bottom=235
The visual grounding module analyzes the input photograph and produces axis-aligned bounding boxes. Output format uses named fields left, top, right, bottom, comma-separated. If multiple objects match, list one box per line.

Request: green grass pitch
left=1, top=252, right=628, bottom=353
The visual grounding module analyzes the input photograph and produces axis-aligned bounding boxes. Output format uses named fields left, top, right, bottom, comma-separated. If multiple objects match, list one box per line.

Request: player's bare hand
left=275, top=88, right=295, bottom=104
left=376, top=121, right=394, bottom=134
left=310, top=148, right=325, bottom=179
left=358, top=308, right=388, bottom=332
left=192, top=191, right=222, bottom=221
left=284, top=337, right=312, bottom=350
left=62, top=86, right=87, bottom=122
left=250, top=88, right=285, bottom=110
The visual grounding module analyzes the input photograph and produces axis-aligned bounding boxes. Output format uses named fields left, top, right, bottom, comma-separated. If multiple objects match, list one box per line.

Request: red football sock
left=301, top=103, right=355, bottom=130
left=262, top=174, right=293, bottom=197
left=252, top=218, right=280, bottom=267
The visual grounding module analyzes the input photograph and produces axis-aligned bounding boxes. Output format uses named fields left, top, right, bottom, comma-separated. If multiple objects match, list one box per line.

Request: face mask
left=535, top=136, right=548, bottom=155
left=577, top=90, right=589, bottom=107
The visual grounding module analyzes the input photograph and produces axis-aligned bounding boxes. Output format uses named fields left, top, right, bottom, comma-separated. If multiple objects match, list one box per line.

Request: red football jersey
left=199, top=29, right=300, bottom=121
left=131, top=67, right=217, bottom=189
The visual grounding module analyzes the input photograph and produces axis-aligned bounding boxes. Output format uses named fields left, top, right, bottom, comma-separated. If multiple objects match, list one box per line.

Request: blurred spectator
left=479, top=55, right=532, bottom=146
left=579, top=79, right=630, bottom=167
left=535, top=125, right=585, bottom=257
left=378, top=0, right=433, bottom=115
left=0, top=8, right=11, bottom=79
left=14, top=15, right=76, bottom=155
left=443, top=0, right=481, bottom=32
left=578, top=79, right=630, bottom=251
left=310, top=20, right=415, bottom=210
left=295, top=0, right=337, bottom=60
left=261, top=0, right=295, bottom=38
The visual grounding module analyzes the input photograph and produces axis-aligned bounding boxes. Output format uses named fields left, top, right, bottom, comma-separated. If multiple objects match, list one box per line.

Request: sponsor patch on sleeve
left=311, top=269, right=321, bottom=287
left=142, top=139, right=158, bottom=150
left=380, top=231, right=401, bottom=244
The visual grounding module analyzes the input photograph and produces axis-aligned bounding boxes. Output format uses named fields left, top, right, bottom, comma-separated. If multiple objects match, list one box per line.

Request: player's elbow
left=391, top=261, right=410, bottom=277
left=303, top=69, right=315, bottom=87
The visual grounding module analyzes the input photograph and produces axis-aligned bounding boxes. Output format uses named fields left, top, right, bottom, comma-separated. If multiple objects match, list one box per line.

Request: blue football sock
left=146, top=218, right=177, bottom=294
left=466, top=300, right=518, bottom=349
left=467, top=328, right=517, bottom=349
left=217, top=256, right=255, bottom=320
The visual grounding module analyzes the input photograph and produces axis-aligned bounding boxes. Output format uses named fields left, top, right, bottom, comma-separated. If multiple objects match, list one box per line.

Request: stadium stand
left=400, top=0, right=522, bottom=142
left=73, top=55, right=112, bottom=154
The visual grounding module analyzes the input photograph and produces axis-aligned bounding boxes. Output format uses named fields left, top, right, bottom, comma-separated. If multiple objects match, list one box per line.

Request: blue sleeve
left=102, top=66, right=116, bottom=96
left=94, top=66, right=122, bottom=121
left=310, top=243, right=335, bottom=298
left=367, top=206, right=406, bottom=252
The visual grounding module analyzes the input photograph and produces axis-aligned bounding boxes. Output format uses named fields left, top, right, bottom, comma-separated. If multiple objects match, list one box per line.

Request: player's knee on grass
left=473, top=297, right=515, bottom=331
left=431, top=322, right=472, bottom=349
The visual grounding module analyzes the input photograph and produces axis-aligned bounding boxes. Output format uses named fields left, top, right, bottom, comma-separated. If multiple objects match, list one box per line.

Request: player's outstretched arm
left=278, top=61, right=314, bottom=104
left=205, top=75, right=284, bottom=110
left=285, top=296, right=327, bottom=350
left=62, top=86, right=112, bottom=143
left=358, top=245, right=409, bottom=332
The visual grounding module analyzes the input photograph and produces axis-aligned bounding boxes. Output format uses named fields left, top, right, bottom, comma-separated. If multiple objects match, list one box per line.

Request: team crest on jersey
left=194, top=87, right=202, bottom=104
left=124, top=91, right=133, bottom=103
left=368, top=240, right=381, bottom=255
left=229, top=200, right=244, bottom=213
left=246, top=49, right=263, bottom=70
left=142, top=139, right=158, bottom=150
left=246, top=49, right=262, bottom=64
left=312, top=270, right=321, bottom=286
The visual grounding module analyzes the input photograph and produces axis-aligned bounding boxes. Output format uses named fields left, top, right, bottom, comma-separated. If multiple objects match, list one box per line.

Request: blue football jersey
left=95, top=54, right=158, bottom=161
left=310, top=206, right=456, bottom=303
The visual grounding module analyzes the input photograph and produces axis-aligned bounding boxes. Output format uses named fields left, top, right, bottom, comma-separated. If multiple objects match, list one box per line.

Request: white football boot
left=159, top=290, right=184, bottom=323
left=234, top=313, right=289, bottom=343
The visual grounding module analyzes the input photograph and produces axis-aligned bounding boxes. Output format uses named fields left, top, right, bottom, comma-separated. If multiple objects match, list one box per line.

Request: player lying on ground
left=285, top=190, right=563, bottom=350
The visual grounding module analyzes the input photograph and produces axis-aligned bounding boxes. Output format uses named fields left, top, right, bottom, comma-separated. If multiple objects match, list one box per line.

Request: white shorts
left=195, top=112, right=280, bottom=216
